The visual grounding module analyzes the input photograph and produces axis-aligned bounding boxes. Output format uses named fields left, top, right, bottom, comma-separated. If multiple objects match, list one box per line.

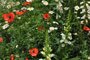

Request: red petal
left=10, top=54, right=14, bottom=60
left=43, top=13, right=50, bottom=20
left=0, top=37, right=3, bottom=43
left=2, top=14, right=9, bottom=21
left=29, top=48, right=39, bottom=57
left=83, top=26, right=90, bottom=31
left=2, top=12, right=15, bottom=23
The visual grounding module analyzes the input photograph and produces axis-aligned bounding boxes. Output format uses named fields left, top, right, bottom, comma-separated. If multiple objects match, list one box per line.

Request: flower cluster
left=74, top=1, right=90, bottom=20
left=0, top=0, right=57, bottom=59
left=60, top=33, right=72, bottom=47
left=0, top=0, right=90, bottom=60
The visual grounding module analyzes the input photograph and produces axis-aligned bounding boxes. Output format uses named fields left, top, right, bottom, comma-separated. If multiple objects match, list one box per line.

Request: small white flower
left=61, top=33, right=65, bottom=36
left=68, top=36, right=72, bottom=40
left=17, top=17, right=21, bottom=19
left=42, top=0, right=49, bottom=6
left=80, top=6, right=84, bottom=9
left=53, top=21, right=59, bottom=24
left=87, top=6, right=90, bottom=10
left=2, top=24, right=9, bottom=29
left=15, top=54, right=20, bottom=57
left=80, top=2, right=84, bottom=5
left=88, top=14, right=90, bottom=19
left=81, top=15, right=86, bottom=19
left=64, top=7, right=69, bottom=10
left=49, top=11, right=54, bottom=14
left=67, top=41, right=72, bottom=45
left=16, top=45, right=19, bottom=48
left=87, top=10, right=90, bottom=14
left=41, top=51, right=45, bottom=55
left=55, top=0, right=59, bottom=2
left=7, top=5, right=11, bottom=9
left=60, top=40, right=64, bottom=43
left=39, top=58, right=44, bottom=60
left=49, top=27, right=55, bottom=31
left=26, top=0, right=33, bottom=2
left=80, top=9, right=85, bottom=14
left=56, top=2, right=63, bottom=13
left=5, top=21, right=8, bottom=23
left=16, top=1, right=20, bottom=5
left=54, top=27, right=58, bottom=30
left=58, top=2, right=62, bottom=6
left=61, top=33, right=66, bottom=39
left=27, top=7, right=34, bottom=11
left=88, top=56, right=90, bottom=59
left=21, top=7, right=27, bottom=10
left=48, top=30, right=51, bottom=33
left=61, top=44, right=65, bottom=47
left=62, top=37, right=66, bottom=40
left=74, top=6, right=80, bottom=11
left=13, top=10, right=17, bottom=12
left=74, top=33, right=78, bottom=35
left=74, top=11, right=78, bottom=14
left=68, top=33, right=72, bottom=40
left=88, top=1, right=90, bottom=4
left=50, top=54, right=55, bottom=57
left=86, top=3, right=89, bottom=7
left=47, top=22, right=50, bottom=24
left=77, top=17, right=80, bottom=19
left=68, top=33, right=71, bottom=36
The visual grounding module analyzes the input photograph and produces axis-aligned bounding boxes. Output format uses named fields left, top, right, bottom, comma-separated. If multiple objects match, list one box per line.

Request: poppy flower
left=0, top=37, right=3, bottom=43
left=16, top=10, right=27, bottom=15
left=83, top=26, right=90, bottom=31
left=22, top=2, right=31, bottom=6
left=10, top=54, right=14, bottom=60
left=43, top=13, right=50, bottom=20
left=2, top=12, right=15, bottom=23
left=29, top=48, right=39, bottom=57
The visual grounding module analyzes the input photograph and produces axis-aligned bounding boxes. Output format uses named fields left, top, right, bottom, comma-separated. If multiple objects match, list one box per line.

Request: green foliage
left=0, top=0, right=90, bottom=60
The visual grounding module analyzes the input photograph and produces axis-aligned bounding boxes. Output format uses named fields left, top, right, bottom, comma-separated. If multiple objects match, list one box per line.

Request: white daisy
left=49, top=27, right=55, bottom=31
left=74, top=6, right=80, bottom=11
left=42, top=0, right=49, bottom=6
left=26, top=0, right=33, bottom=2
left=27, top=7, right=34, bottom=11
left=2, top=24, right=9, bottom=29
left=49, top=11, right=54, bottom=14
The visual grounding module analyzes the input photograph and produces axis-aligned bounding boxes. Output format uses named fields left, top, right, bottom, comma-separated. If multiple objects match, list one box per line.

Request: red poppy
left=25, top=57, right=29, bottom=60
left=16, top=10, right=27, bottom=15
left=29, top=48, right=39, bottom=57
left=43, top=13, right=50, bottom=20
left=0, top=37, right=3, bottom=43
left=83, top=26, right=90, bottom=31
left=2, top=12, right=15, bottom=23
left=10, top=54, right=15, bottom=60
left=22, top=2, right=31, bottom=6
